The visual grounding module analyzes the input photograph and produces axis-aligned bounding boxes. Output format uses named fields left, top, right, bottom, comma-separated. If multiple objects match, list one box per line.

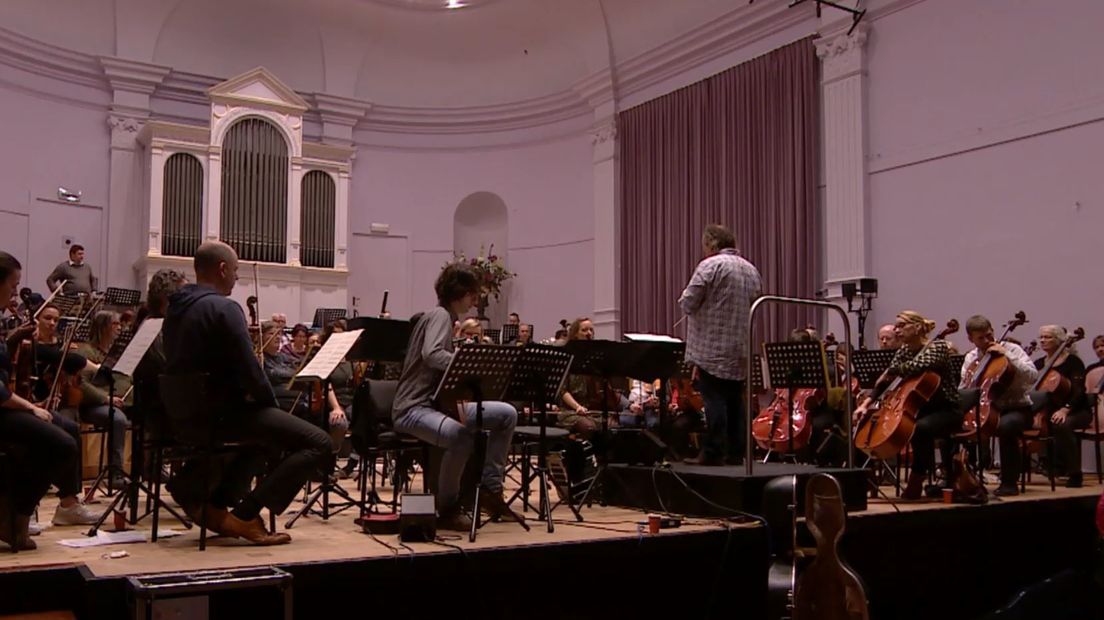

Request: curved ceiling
left=0, top=0, right=763, bottom=108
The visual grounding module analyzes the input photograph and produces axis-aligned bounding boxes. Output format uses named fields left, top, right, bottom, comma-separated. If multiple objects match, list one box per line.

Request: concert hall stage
left=0, top=479, right=1099, bottom=620
left=601, top=461, right=871, bottom=515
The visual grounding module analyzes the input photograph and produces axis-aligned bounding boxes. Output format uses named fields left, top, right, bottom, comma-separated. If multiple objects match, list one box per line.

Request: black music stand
left=86, top=323, right=185, bottom=536
left=84, top=326, right=137, bottom=501
left=104, top=287, right=141, bottom=308
left=285, top=330, right=372, bottom=528
left=849, top=348, right=902, bottom=497
left=434, top=344, right=531, bottom=542
left=760, top=341, right=830, bottom=461
left=851, top=349, right=896, bottom=390
left=501, top=344, right=575, bottom=532
left=484, top=328, right=502, bottom=345
left=52, top=294, right=82, bottom=317
left=621, top=335, right=685, bottom=437
left=501, top=324, right=520, bottom=344
left=346, top=317, right=411, bottom=364
left=312, top=308, right=347, bottom=330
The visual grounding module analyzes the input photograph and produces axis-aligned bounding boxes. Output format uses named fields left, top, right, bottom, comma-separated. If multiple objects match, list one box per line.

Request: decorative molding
left=814, top=23, right=869, bottom=84
left=99, top=57, right=171, bottom=95
left=108, top=114, right=143, bottom=134
left=207, top=66, right=310, bottom=115
left=137, top=120, right=209, bottom=147
left=1, top=1, right=817, bottom=138
left=590, top=120, right=617, bottom=147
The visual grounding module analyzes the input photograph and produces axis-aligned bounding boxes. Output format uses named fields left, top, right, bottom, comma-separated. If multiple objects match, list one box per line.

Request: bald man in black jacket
left=163, top=241, right=329, bottom=545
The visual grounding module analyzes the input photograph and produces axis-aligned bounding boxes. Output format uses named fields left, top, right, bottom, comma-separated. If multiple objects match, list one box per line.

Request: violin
left=959, top=311, right=1027, bottom=438
left=1031, top=327, right=1085, bottom=410
left=853, top=319, right=959, bottom=460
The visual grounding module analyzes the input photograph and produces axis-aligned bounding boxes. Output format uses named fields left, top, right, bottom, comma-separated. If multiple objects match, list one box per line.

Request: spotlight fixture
left=57, top=187, right=81, bottom=203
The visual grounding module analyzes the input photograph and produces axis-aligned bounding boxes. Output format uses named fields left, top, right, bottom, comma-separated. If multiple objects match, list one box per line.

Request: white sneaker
left=28, top=515, right=43, bottom=536
left=52, top=502, right=100, bottom=526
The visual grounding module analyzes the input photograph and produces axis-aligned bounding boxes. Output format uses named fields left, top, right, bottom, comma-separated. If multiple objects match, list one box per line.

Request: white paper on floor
left=58, top=528, right=184, bottom=548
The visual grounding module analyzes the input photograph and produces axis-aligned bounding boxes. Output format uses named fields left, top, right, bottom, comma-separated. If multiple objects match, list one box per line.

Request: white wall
left=864, top=0, right=1104, bottom=352
left=348, top=136, right=595, bottom=339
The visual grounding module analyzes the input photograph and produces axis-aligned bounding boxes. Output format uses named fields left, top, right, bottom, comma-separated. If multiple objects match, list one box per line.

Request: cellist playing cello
left=852, top=311, right=960, bottom=499
left=958, top=315, right=1037, bottom=497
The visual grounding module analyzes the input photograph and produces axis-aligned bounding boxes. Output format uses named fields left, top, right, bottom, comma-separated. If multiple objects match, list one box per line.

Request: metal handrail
left=745, top=295, right=854, bottom=475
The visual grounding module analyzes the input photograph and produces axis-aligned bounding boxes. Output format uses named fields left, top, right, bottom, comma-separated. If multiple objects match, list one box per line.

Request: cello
left=1031, top=327, right=1084, bottom=410
left=752, top=335, right=835, bottom=454
left=959, top=311, right=1028, bottom=437
left=853, top=319, right=959, bottom=460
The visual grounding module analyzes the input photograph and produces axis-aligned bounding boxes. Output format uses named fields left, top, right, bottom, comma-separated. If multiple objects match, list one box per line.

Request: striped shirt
left=678, top=249, right=761, bottom=381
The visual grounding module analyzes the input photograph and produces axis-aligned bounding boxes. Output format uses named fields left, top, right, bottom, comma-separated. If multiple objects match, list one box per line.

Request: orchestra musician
left=1033, top=325, right=1090, bottom=488
left=878, top=324, right=900, bottom=350
left=46, top=244, right=97, bottom=295
left=957, top=315, right=1038, bottom=497
left=73, top=310, right=132, bottom=488
left=0, top=253, right=98, bottom=549
left=853, top=311, right=960, bottom=499
left=678, top=224, right=761, bottom=466
left=270, top=313, right=290, bottom=349
left=261, top=322, right=348, bottom=453
left=130, top=268, right=187, bottom=441
left=516, top=323, right=533, bottom=346
left=280, top=323, right=310, bottom=361
left=391, top=263, right=522, bottom=530
left=1087, top=334, right=1104, bottom=374
left=556, top=317, right=631, bottom=436
left=457, top=318, right=492, bottom=344
left=163, top=241, right=330, bottom=545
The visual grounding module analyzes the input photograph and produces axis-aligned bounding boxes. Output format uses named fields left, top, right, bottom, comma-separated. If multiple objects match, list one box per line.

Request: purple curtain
left=619, top=37, right=820, bottom=343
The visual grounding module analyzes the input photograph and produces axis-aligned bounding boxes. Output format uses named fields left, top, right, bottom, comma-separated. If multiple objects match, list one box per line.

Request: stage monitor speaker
left=399, top=493, right=436, bottom=543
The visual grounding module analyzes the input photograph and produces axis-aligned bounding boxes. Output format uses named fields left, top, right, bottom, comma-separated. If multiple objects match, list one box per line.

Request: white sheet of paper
left=296, top=329, right=363, bottom=381
left=623, top=333, right=683, bottom=344
left=112, top=318, right=163, bottom=377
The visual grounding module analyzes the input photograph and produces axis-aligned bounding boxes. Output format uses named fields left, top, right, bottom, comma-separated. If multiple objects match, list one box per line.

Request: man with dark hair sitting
left=162, top=241, right=330, bottom=545
left=392, top=264, right=522, bottom=530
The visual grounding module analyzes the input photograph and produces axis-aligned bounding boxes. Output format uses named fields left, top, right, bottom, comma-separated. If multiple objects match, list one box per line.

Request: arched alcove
left=454, top=191, right=509, bottom=324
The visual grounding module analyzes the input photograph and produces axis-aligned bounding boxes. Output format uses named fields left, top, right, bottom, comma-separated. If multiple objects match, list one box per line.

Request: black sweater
left=163, top=284, right=276, bottom=412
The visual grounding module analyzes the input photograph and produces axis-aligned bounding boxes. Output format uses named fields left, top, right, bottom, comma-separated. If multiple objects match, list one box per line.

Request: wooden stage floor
left=1, top=473, right=1098, bottom=579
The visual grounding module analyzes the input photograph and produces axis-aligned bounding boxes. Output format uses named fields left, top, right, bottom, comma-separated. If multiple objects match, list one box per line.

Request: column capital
left=591, top=118, right=617, bottom=164
left=814, top=23, right=869, bottom=84
left=108, top=113, right=145, bottom=150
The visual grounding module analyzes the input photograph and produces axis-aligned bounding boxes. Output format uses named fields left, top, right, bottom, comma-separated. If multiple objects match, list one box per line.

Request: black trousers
left=996, top=408, right=1033, bottom=486
left=910, top=405, right=962, bottom=478
left=809, top=406, right=844, bottom=466
left=168, top=406, right=330, bottom=516
left=697, top=370, right=745, bottom=462
left=1053, top=409, right=1092, bottom=477
left=0, top=409, right=79, bottom=515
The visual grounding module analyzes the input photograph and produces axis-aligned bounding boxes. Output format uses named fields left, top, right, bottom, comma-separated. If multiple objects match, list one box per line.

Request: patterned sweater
left=888, top=339, right=960, bottom=407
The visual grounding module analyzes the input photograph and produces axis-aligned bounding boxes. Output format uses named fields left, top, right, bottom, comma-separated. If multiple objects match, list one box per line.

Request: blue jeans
left=617, top=410, right=659, bottom=428
left=81, top=404, right=129, bottom=472
left=395, top=401, right=517, bottom=508
left=697, top=370, right=746, bottom=462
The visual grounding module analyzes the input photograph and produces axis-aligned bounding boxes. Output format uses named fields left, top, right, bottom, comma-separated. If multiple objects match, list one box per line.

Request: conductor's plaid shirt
left=678, top=249, right=761, bottom=381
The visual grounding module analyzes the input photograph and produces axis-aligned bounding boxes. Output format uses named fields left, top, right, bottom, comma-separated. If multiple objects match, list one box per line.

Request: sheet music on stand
left=851, top=349, right=897, bottom=389
left=433, top=345, right=521, bottom=422
left=111, top=318, right=163, bottom=378
left=295, top=329, right=364, bottom=381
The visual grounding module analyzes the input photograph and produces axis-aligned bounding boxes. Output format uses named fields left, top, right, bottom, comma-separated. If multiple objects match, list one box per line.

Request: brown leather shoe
left=217, top=513, right=292, bottom=545
left=187, top=504, right=229, bottom=531
left=479, top=491, right=526, bottom=525
left=437, top=506, right=473, bottom=532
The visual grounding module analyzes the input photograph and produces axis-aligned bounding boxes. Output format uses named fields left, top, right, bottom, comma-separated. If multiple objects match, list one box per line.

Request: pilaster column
left=591, top=117, right=620, bottom=339
left=288, top=159, right=304, bottom=266
left=815, top=25, right=870, bottom=340
left=100, top=57, right=170, bottom=288
left=815, top=24, right=870, bottom=295
left=335, top=169, right=350, bottom=269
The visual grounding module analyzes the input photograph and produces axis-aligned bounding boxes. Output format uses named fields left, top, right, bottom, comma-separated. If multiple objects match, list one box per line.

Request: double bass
left=959, top=311, right=1028, bottom=437
left=853, top=319, right=959, bottom=460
